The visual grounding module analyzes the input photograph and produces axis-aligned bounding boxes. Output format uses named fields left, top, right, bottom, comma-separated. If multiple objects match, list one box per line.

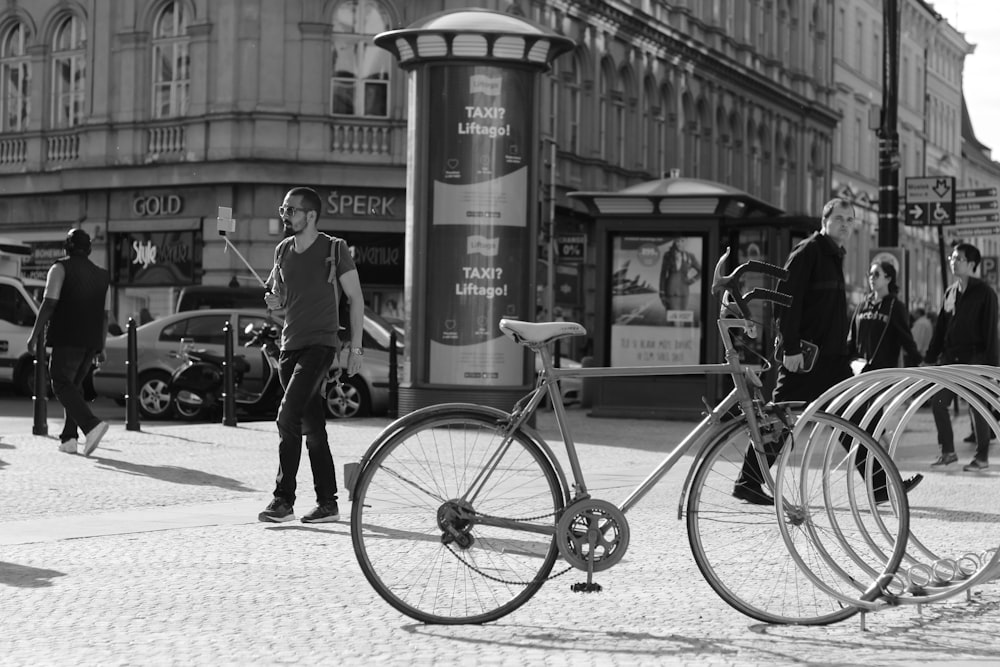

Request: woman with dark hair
left=848, top=261, right=922, bottom=372
left=845, top=260, right=924, bottom=502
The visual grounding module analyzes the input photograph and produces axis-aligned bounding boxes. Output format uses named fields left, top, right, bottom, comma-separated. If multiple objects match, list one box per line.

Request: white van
left=0, top=238, right=40, bottom=394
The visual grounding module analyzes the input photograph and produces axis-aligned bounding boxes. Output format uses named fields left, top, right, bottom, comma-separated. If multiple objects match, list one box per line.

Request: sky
left=931, top=0, right=1000, bottom=154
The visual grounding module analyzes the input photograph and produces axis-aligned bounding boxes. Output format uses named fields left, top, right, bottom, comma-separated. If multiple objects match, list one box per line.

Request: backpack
left=272, top=233, right=353, bottom=346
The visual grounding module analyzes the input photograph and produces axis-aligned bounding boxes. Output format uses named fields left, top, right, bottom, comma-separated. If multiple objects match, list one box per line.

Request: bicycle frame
left=493, top=313, right=781, bottom=518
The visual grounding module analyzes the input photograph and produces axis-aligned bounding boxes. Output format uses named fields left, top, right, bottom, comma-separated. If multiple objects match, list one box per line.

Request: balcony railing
left=331, top=118, right=401, bottom=159
left=0, top=137, right=26, bottom=164
left=46, top=130, right=80, bottom=163
left=147, top=123, right=186, bottom=160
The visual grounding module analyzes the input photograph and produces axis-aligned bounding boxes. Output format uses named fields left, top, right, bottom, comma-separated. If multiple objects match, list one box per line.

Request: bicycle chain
left=442, top=507, right=574, bottom=586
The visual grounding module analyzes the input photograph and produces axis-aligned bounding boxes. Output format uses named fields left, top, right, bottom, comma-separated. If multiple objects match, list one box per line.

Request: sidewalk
left=0, top=407, right=998, bottom=666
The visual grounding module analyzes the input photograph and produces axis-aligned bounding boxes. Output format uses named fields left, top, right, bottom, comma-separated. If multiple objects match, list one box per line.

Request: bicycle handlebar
left=711, top=246, right=792, bottom=320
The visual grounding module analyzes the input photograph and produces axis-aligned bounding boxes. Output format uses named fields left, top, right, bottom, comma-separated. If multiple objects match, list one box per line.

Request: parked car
left=92, top=307, right=401, bottom=420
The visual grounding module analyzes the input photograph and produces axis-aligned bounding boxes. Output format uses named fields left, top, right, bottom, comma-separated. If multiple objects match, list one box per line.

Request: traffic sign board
left=904, top=176, right=955, bottom=226
left=951, top=213, right=1000, bottom=224
left=944, top=222, right=1000, bottom=238
left=956, top=200, right=998, bottom=212
left=956, top=187, right=998, bottom=200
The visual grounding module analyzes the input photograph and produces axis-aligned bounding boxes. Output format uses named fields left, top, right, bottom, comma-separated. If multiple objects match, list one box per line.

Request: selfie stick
left=216, top=206, right=267, bottom=288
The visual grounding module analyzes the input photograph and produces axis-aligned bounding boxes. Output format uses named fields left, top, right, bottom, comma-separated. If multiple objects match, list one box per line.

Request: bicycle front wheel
left=351, top=408, right=565, bottom=624
left=686, top=413, right=859, bottom=625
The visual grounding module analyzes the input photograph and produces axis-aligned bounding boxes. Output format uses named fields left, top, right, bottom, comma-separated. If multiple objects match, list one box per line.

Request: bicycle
left=349, top=248, right=910, bottom=625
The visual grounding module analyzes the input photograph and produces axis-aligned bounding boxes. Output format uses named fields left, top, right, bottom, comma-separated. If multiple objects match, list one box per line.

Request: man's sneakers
left=963, top=459, right=990, bottom=472
left=731, top=482, right=774, bottom=506
left=301, top=502, right=340, bottom=524
left=83, top=422, right=109, bottom=457
left=258, top=497, right=295, bottom=523
left=931, top=452, right=958, bottom=466
left=873, top=474, right=923, bottom=505
left=58, top=439, right=78, bottom=454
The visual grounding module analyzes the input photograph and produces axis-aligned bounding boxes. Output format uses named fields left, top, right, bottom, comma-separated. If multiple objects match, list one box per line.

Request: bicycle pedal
left=570, top=582, right=603, bottom=593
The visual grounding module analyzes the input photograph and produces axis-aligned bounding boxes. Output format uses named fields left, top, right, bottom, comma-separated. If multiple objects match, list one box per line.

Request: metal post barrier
left=125, top=317, right=140, bottom=431
left=31, top=344, right=47, bottom=435
left=222, top=321, right=237, bottom=426
left=388, top=330, right=398, bottom=418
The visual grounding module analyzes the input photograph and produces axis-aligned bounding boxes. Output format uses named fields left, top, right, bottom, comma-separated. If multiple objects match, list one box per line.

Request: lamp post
left=878, top=0, right=901, bottom=247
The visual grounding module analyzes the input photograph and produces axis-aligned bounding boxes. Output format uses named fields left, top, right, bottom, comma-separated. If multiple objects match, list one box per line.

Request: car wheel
left=325, top=374, right=370, bottom=419
left=137, top=371, right=174, bottom=420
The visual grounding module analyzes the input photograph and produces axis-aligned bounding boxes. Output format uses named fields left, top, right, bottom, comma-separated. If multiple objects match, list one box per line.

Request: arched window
left=152, top=2, right=190, bottom=119
left=331, top=0, right=392, bottom=118
left=730, top=112, right=743, bottom=189
left=51, top=14, right=86, bottom=128
left=615, top=65, right=633, bottom=168
left=1, top=22, right=30, bottom=132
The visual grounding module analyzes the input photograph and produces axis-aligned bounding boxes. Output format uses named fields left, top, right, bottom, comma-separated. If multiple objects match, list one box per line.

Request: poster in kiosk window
left=426, top=65, right=532, bottom=386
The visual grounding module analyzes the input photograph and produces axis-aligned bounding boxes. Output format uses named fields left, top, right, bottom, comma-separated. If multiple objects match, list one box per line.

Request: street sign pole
left=877, top=0, right=900, bottom=247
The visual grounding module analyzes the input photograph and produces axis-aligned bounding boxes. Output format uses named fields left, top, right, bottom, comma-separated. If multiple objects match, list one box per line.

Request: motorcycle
left=168, top=321, right=283, bottom=421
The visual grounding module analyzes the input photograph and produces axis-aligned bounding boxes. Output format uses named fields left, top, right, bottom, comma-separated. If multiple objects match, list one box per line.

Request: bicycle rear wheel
left=351, top=407, right=565, bottom=624
left=686, top=412, right=862, bottom=625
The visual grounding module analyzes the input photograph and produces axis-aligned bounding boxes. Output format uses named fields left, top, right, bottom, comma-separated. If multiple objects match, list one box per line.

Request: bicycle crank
left=556, top=498, right=630, bottom=574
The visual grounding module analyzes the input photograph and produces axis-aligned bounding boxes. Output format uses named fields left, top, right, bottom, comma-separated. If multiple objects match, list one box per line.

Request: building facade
left=5, top=0, right=991, bottom=349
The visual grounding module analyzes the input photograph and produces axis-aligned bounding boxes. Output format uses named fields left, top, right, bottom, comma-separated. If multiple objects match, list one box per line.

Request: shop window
left=50, top=14, right=86, bottom=129
left=152, top=1, right=190, bottom=119
left=331, top=0, right=392, bottom=118
left=1, top=22, right=31, bottom=132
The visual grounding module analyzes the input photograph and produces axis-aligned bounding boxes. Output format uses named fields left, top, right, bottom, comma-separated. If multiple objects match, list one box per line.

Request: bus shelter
left=569, top=177, right=818, bottom=419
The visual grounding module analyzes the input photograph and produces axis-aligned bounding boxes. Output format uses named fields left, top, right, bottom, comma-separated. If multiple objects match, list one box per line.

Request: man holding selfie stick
left=254, top=187, right=365, bottom=524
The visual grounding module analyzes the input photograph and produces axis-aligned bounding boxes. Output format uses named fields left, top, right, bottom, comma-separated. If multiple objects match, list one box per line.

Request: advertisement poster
left=610, top=235, right=704, bottom=366
left=112, top=230, right=202, bottom=286
left=425, top=65, right=532, bottom=386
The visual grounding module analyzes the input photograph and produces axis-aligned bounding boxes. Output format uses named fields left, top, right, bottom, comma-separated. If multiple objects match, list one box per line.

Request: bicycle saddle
left=499, top=319, right=587, bottom=346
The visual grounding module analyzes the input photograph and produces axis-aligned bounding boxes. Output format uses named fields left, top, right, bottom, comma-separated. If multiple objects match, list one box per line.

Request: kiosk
left=570, top=177, right=819, bottom=419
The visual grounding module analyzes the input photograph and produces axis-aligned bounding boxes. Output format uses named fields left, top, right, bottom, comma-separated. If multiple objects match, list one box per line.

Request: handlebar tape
left=744, top=260, right=789, bottom=281
left=744, top=288, right=793, bottom=307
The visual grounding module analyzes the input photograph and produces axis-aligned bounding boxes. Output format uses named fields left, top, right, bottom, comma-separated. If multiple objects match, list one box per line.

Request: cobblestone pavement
left=0, top=406, right=997, bottom=666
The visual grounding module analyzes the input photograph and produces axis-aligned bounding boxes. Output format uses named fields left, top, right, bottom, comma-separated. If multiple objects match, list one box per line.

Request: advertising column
left=376, top=9, right=574, bottom=412
left=426, top=66, right=529, bottom=385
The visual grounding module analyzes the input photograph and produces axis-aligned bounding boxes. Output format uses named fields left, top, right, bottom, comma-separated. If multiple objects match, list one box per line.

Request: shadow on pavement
left=92, top=456, right=257, bottom=492
left=0, top=562, right=66, bottom=588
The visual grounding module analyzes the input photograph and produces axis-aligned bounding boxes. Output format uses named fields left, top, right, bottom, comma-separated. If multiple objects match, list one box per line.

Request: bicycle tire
left=686, top=412, right=860, bottom=625
left=351, top=407, right=565, bottom=624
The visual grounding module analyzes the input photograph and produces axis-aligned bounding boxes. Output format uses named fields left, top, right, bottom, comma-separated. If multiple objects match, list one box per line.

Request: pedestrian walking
left=845, top=260, right=925, bottom=499
left=26, top=228, right=110, bottom=456
left=257, top=187, right=365, bottom=523
left=732, top=198, right=921, bottom=505
left=924, top=242, right=999, bottom=472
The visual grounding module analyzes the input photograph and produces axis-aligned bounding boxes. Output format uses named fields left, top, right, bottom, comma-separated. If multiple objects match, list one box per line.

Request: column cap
left=375, top=8, right=575, bottom=69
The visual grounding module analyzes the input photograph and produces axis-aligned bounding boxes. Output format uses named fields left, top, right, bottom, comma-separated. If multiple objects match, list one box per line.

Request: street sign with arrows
left=904, top=176, right=955, bottom=226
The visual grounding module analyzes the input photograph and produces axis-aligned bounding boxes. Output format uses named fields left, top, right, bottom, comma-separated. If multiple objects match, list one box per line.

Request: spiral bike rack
left=782, top=365, right=1000, bottom=627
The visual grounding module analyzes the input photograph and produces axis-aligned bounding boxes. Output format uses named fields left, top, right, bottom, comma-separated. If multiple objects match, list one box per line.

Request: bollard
left=222, top=321, right=237, bottom=426
left=31, top=345, right=47, bottom=435
left=125, top=317, right=141, bottom=431
left=388, top=330, right=398, bottom=418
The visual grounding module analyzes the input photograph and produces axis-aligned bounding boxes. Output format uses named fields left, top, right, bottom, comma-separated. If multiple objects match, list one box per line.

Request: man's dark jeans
left=49, top=346, right=101, bottom=442
left=932, top=388, right=991, bottom=462
left=273, top=345, right=338, bottom=506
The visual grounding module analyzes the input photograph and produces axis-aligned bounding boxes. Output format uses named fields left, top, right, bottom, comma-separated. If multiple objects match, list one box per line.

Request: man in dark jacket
left=925, top=242, right=999, bottom=472
left=26, top=228, right=111, bottom=456
left=733, top=198, right=922, bottom=504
